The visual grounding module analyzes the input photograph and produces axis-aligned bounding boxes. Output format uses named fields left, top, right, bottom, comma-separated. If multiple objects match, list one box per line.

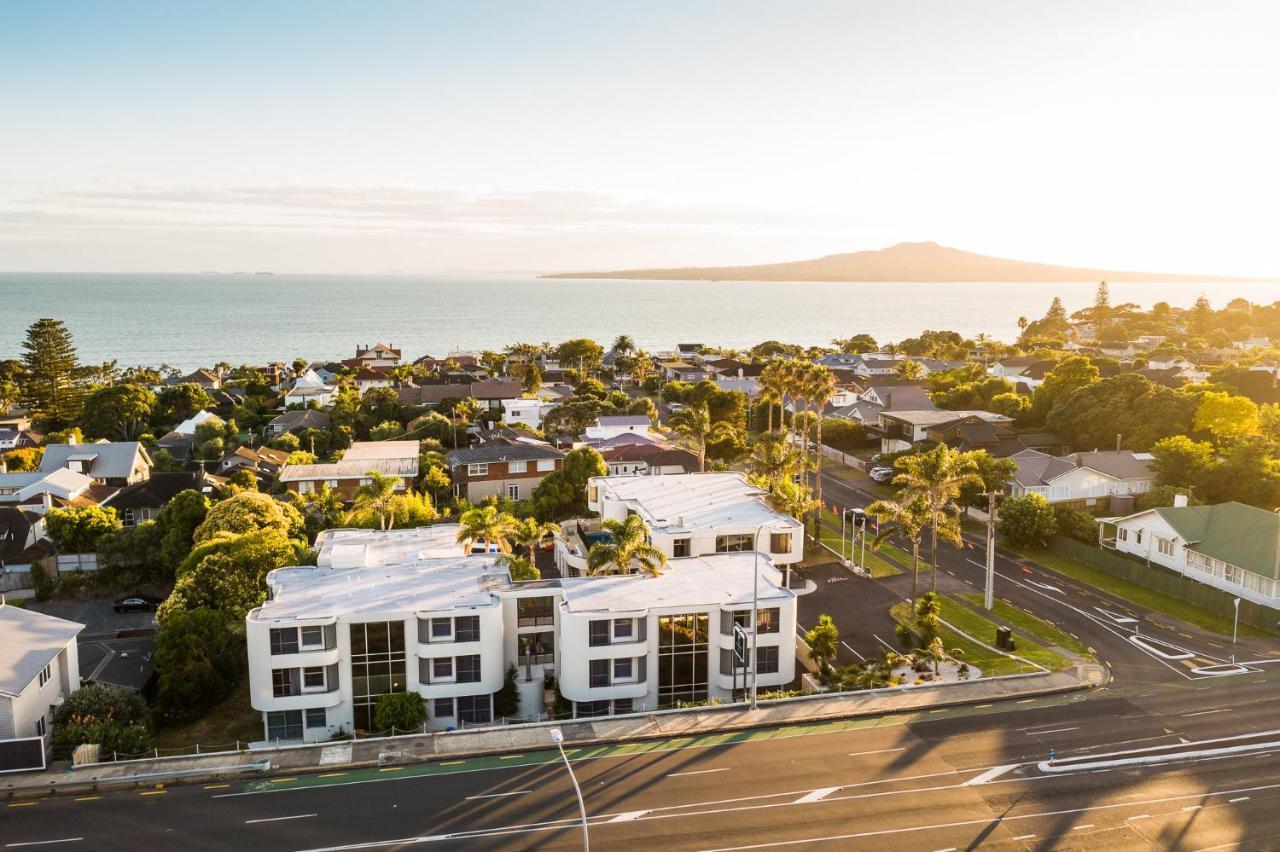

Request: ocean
left=2, top=272, right=1277, bottom=370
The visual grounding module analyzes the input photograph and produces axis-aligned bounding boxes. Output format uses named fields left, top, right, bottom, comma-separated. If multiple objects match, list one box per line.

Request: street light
left=751, top=519, right=788, bottom=710
left=549, top=728, right=589, bottom=851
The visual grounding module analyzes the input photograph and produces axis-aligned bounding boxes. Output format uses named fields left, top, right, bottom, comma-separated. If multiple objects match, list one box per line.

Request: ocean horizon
left=3, top=272, right=1277, bottom=371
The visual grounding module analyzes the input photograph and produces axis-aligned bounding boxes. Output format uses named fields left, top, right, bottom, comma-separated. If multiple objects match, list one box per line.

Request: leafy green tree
left=1193, top=391, right=1260, bottom=447
left=225, top=468, right=259, bottom=495
left=989, top=392, right=1030, bottom=420
left=1202, top=439, right=1280, bottom=507
left=369, top=420, right=402, bottom=441
left=541, top=398, right=601, bottom=438
left=81, top=384, right=156, bottom=441
left=496, top=552, right=540, bottom=581
left=868, top=494, right=930, bottom=600
left=521, top=362, right=542, bottom=395
left=2, top=447, right=42, bottom=472
left=193, top=491, right=305, bottom=544
left=45, top=505, right=122, bottom=553
left=894, top=445, right=982, bottom=592
left=917, top=636, right=963, bottom=677
left=53, top=683, right=152, bottom=756
left=153, top=607, right=246, bottom=719
left=373, top=692, right=426, bottom=734
left=913, top=591, right=942, bottom=646
left=669, top=404, right=739, bottom=472
left=831, top=333, right=877, bottom=354
left=20, top=317, right=84, bottom=428
left=150, top=448, right=184, bottom=472
left=158, top=529, right=304, bottom=622
left=1032, top=356, right=1098, bottom=422
left=153, top=383, right=214, bottom=428
left=805, top=614, right=840, bottom=677
left=155, top=490, right=210, bottom=577
left=555, top=338, right=605, bottom=373
left=587, top=514, right=667, bottom=575
left=359, top=387, right=402, bottom=434
left=531, top=447, right=607, bottom=520
left=455, top=504, right=519, bottom=552
left=1053, top=505, right=1098, bottom=544
left=1150, top=435, right=1215, bottom=488
left=1046, top=374, right=1197, bottom=451
left=511, top=517, right=561, bottom=561
left=997, top=493, right=1057, bottom=548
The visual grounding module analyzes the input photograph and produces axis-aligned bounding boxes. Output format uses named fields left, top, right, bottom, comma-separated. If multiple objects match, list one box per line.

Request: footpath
left=3, top=661, right=1106, bottom=800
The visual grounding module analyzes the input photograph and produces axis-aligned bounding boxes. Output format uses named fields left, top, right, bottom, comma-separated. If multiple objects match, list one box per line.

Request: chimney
left=42, top=490, right=53, bottom=511
left=68, top=433, right=78, bottom=446
left=0, top=458, right=6, bottom=474
left=1173, top=493, right=1189, bottom=508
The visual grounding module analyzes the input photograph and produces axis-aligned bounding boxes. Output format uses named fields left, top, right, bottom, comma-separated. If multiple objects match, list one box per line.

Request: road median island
left=1038, top=728, right=1280, bottom=773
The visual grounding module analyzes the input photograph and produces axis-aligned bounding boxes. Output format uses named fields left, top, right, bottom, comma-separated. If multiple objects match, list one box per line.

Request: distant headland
left=543, top=241, right=1274, bottom=284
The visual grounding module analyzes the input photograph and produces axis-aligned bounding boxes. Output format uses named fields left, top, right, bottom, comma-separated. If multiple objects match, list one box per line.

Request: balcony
left=555, top=518, right=606, bottom=577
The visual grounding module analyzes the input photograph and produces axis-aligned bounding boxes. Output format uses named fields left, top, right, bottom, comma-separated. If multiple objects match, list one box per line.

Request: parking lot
left=30, top=597, right=158, bottom=639
left=795, top=561, right=905, bottom=666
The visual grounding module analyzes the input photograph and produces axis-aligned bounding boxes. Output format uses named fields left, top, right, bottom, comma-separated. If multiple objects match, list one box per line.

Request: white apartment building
left=564, top=473, right=804, bottom=575
left=0, top=604, right=83, bottom=768
left=245, top=526, right=798, bottom=742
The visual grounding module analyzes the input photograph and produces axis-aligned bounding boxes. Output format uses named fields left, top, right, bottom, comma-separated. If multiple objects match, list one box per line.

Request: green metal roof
left=1155, top=502, right=1280, bottom=580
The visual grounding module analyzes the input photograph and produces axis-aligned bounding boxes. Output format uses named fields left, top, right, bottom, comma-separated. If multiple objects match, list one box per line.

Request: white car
left=868, top=465, right=895, bottom=484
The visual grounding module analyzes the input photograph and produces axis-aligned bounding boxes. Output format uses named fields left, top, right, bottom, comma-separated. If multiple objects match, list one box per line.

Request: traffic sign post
left=733, top=624, right=748, bottom=702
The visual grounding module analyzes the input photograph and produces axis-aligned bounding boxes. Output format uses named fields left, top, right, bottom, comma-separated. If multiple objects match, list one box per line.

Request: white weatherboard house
left=583, top=415, right=653, bottom=443
left=245, top=525, right=798, bottom=742
left=1007, top=449, right=1154, bottom=508
left=0, top=604, right=83, bottom=765
left=1104, top=499, right=1280, bottom=606
left=562, top=472, right=804, bottom=576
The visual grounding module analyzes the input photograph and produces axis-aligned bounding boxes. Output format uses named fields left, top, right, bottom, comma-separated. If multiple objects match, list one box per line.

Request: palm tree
left=893, top=359, right=925, bottom=381
left=893, top=445, right=983, bottom=593
left=496, top=552, right=540, bottom=581
left=455, top=504, right=519, bottom=553
left=747, top=431, right=801, bottom=489
left=917, top=636, right=964, bottom=677
left=806, top=365, right=836, bottom=526
left=758, top=362, right=787, bottom=433
left=511, top=517, right=561, bottom=562
left=669, top=404, right=737, bottom=472
left=867, top=494, right=929, bottom=601
left=353, top=471, right=402, bottom=531
left=302, top=483, right=346, bottom=528
left=586, top=514, right=667, bottom=576
left=805, top=614, right=840, bottom=678
left=611, top=334, right=636, bottom=355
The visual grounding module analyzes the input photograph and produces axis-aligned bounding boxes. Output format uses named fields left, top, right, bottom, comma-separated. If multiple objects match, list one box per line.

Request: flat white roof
left=343, top=441, right=420, bottom=461
left=315, top=525, right=466, bottom=567
left=592, top=472, right=802, bottom=535
left=253, top=556, right=509, bottom=623
left=560, top=553, right=792, bottom=614
left=0, top=605, right=83, bottom=697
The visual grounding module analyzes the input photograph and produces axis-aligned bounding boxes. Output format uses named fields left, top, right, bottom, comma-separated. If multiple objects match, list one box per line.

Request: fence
left=1047, top=535, right=1280, bottom=631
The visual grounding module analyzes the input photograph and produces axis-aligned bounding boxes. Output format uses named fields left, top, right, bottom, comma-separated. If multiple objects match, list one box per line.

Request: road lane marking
left=1182, top=805, right=1202, bottom=811
left=1024, top=727, right=1078, bottom=735
left=962, top=764, right=1018, bottom=786
left=318, top=773, right=346, bottom=778
left=498, top=754, right=525, bottom=760
left=794, top=787, right=840, bottom=804
left=139, top=791, right=166, bottom=796
left=1126, top=814, right=1151, bottom=820
left=439, top=761, right=465, bottom=766
left=1182, top=708, right=1230, bottom=717
left=269, top=777, right=297, bottom=783
left=1016, top=698, right=1035, bottom=704
left=974, top=704, right=992, bottom=709
left=4, top=841, right=84, bottom=848
left=378, top=767, right=403, bottom=772
left=1012, top=835, right=1036, bottom=841
left=73, top=796, right=100, bottom=802
left=465, top=791, right=531, bottom=800
left=610, top=811, right=648, bottom=822
left=204, top=784, right=230, bottom=790
left=1073, top=824, right=1094, bottom=830
left=848, top=748, right=906, bottom=757
left=1230, top=796, right=1250, bottom=803
left=246, top=813, right=318, bottom=824
left=668, top=768, right=730, bottom=777
left=8, top=802, right=37, bottom=808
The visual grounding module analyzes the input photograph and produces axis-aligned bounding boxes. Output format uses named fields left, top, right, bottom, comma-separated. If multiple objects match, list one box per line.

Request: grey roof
left=829, top=400, right=884, bottom=422
left=1065, top=451, right=1154, bottom=481
left=864, top=384, right=935, bottom=411
left=107, top=472, right=201, bottom=510
left=40, top=442, right=149, bottom=480
left=880, top=409, right=1006, bottom=428
left=0, top=605, right=83, bottom=697
left=596, top=415, right=651, bottom=427
left=1009, top=449, right=1153, bottom=486
left=1008, top=450, right=1076, bottom=487
left=447, top=444, right=565, bottom=466
left=268, top=409, right=333, bottom=432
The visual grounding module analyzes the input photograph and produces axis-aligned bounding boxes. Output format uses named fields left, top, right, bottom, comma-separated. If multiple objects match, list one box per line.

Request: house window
left=349, top=621, right=407, bottom=732
left=302, top=667, right=325, bottom=689
left=432, top=657, right=454, bottom=682
left=672, top=538, right=691, bottom=558
left=35, top=715, right=46, bottom=738
left=613, top=658, right=633, bottom=682
left=755, top=646, right=779, bottom=674
left=297, top=481, right=314, bottom=495
left=507, top=484, right=520, bottom=500
left=305, top=708, right=327, bottom=730
left=270, top=627, right=299, bottom=655
left=122, top=508, right=135, bottom=526
left=1157, top=537, right=1175, bottom=557
left=457, top=695, right=491, bottom=724
left=519, top=631, right=555, bottom=666
left=590, top=658, right=611, bottom=688
left=508, top=460, right=527, bottom=474
left=756, top=608, right=781, bottom=634
left=613, top=619, right=633, bottom=641
left=455, top=654, right=481, bottom=683
left=359, top=477, right=372, bottom=486
left=577, top=700, right=611, bottom=717
left=324, top=479, right=339, bottom=488
left=1117, top=528, right=1128, bottom=543
left=455, top=616, right=481, bottom=642
left=272, top=668, right=299, bottom=698
left=300, top=626, right=324, bottom=648
left=588, top=485, right=599, bottom=503
left=716, top=533, right=753, bottom=553
left=769, top=532, right=792, bottom=554
left=536, top=459, right=555, bottom=472
left=430, top=619, right=453, bottom=642
left=589, top=620, right=612, bottom=647
left=613, top=699, right=633, bottom=715
left=517, top=596, right=555, bottom=627
left=38, top=664, right=51, bottom=688
left=467, top=463, right=489, bottom=477
left=1134, top=529, right=1144, bottom=545
left=266, top=710, right=304, bottom=741
left=433, top=697, right=455, bottom=718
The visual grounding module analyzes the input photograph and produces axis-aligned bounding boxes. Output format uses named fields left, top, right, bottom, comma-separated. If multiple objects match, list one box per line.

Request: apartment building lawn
left=152, top=680, right=263, bottom=752
left=1011, top=546, right=1275, bottom=639
left=958, top=593, right=1095, bottom=661
left=890, top=595, right=1071, bottom=677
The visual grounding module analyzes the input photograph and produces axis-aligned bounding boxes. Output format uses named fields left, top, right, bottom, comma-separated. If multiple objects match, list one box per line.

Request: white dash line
left=1012, top=835, right=1037, bottom=841
left=667, top=767, right=730, bottom=777
left=245, top=813, right=317, bottom=824
left=1182, top=708, right=1231, bottom=717
left=1073, top=824, right=1095, bottom=830
left=1126, top=814, right=1151, bottom=821
left=848, top=748, right=907, bottom=757
left=5, top=842, right=85, bottom=849
left=1182, top=805, right=1202, bottom=811
left=1026, top=726, right=1078, bottom=735
left=1229, top=796, right=1251, bottom=803
left=794, top=787, right=840, bottom=804
left=465, top=790, right=531, bottom=800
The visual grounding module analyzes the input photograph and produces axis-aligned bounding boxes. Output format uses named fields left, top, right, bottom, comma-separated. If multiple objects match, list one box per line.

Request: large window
left=657, top=613, right=709, bottom=707
left=769, top=532, right=793, bottom=554
left=519, top=631, right=555, bottom=666
left=517, top=596, right=555, bottom=627
left=1157, top=537, right=1175, bottom=557
left=455, top=616, right=481, bottom=642
left=589, top=620, right=611, bottom=647
left=672, top=538, right=691, bottom=558
left=350, top=621, right=407, bottom=732
left=589, top=659, right=610, bottom=688
left=38, top=665, right=51, bottom=688
left=716, top=534, right=753, bottom=553
left=456, top=655, right=482, bottom=683
left=467, top=463, right=489, bottom=477
left=266, top=710, right=304, bottom=741
left=457, top=695, right=491, bottom=724
left=270, top=627, right=299, bottom=655
left=576, top=700, right=611, bottom=718
left=272, top=668, right=300, bottom=698
left=302, top=666, right=326, bottom=689
left=755, top=646, right=779, bottom=674
left=305, top=708, right=327, bottom=730
left=433, top=697, right=455, bottom=719
left=756, top=608, right=780, bottom=634
left=300, top=625, right=326, bottom=649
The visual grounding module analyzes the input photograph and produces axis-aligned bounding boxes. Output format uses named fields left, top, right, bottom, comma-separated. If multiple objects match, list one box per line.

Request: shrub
left=493, top=664, right=520, bottom=719
left=997, top=493, right=1057, bottom=549
left=373, top=692, right=427, bottom=734
left=53, top=684, right=152, bottom=757
left=1053, top=505, right=1097, bottom=544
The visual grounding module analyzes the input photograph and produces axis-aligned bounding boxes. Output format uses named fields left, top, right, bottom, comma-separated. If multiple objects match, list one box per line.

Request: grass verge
left=890, top=595, right=1072, bottom=676
left=1011, top=547, right=1275, bottom=639
left=958, top=593, right=1095, bottom=660
left=815, top=509, right=902, bottom=577
left=152, top=679, right=262, bottom=752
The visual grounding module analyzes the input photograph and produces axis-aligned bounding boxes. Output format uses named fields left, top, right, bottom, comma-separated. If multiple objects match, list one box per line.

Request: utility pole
left=982, top=491, right=999, bottom=611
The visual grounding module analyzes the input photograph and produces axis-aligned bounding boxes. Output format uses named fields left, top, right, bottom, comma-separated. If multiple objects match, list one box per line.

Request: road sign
left=733, top=624, right=748, bottom=663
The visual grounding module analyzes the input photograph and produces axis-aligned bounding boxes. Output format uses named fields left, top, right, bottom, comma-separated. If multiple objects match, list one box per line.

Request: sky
left=1, top=1, right=1279, bottom=275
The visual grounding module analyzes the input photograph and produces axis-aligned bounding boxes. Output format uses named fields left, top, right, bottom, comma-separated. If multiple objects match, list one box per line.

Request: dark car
left=113, top=594, right=164, bottom=613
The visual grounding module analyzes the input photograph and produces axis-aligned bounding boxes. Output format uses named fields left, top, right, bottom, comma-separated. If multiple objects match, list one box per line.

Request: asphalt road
left=7, top=674, right=1280, bottom=850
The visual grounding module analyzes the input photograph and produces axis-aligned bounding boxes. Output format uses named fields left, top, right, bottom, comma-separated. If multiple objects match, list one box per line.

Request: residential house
left=398, top=381, right=522, bottom=418
left=584, top=415, right=653, bottom=443
left=353, top=367, right=392, bottom=397
left=989, top=358, right=1057, bottom=392
left=925, top=415, right=1027, bottom=458
left=500, top=397, right=557, bottom=430
left=280, top=441, right=419, bottom=499
left=164, top=369, right=222, bottom=391
left=39, top=440, right=152, bottom=487
left=244, top=526, right=797, bottom=740
left=1232, top=336, right=1272, bottom=350
left=657, top=361, right=717, bottom=383
left=599, top=444, right=699, bottom=477
left=0, top=426, right=42, bottom=451
left=0, top=508, right=51, bottom=595
left=154, top=409, right=221, bottom=461
left=0, top=604, right=83, bottom=765
left=446, top=442, right=565, bottom=502
left=0, top=468, right=116, bottom=513
left=266, top=408, right=334, bottom=437
left=107, top=471, right=204, bottom=528
left=1007, top=449, right=1155, bottom=509
left=1103, top=498, right=1280, bottom=606
left=346, top=343, right=402, bottom=369
left=872, top=409, right=1012, bottom=454
left=219, top=445, right=291, bottom=478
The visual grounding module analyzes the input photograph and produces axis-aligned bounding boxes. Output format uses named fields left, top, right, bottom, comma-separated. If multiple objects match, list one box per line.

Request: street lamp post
left=1233, top=597, right=1241, bottom=646
left=750, top=519, right=779, bottom=710
left=549, top=728, right=589, bottom=851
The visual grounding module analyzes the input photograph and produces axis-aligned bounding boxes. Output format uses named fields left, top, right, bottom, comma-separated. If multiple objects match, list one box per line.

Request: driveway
left=795, top=561, right=904, bottom=666
left=30, top=598, right=158, bottom=639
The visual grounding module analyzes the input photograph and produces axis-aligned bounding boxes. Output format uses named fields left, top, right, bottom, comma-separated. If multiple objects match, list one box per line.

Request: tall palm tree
left=867, top=494, right=930, bottom=601
left=455, top=504, right=519, bottom=553
left=669, top=404, right=737, bottom=472
left=917, top=636, right=964, bottom=678
left=496, top=552, right=540, bottom=581
left=893, top=445, right=982, bottom=593
left=586, top=514, right=667, bottom=576
left=611, top=334, right=636, bottom=355
left=747, top=431, right=801, bottom=489
left=511, top=517, right=562, bottom=562
left=806, top=364, right=836, bottom=525
left=303, top=483, right=346, bottom=528
left=758, top=362, right=786, bottom=434
left=353, top=471, right=402, bottom=531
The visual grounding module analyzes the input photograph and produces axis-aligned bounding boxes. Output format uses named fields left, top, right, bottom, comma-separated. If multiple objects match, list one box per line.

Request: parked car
left=113, top=594, right=164, bottom=613
left=869, top=466, right=895, bottom=484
